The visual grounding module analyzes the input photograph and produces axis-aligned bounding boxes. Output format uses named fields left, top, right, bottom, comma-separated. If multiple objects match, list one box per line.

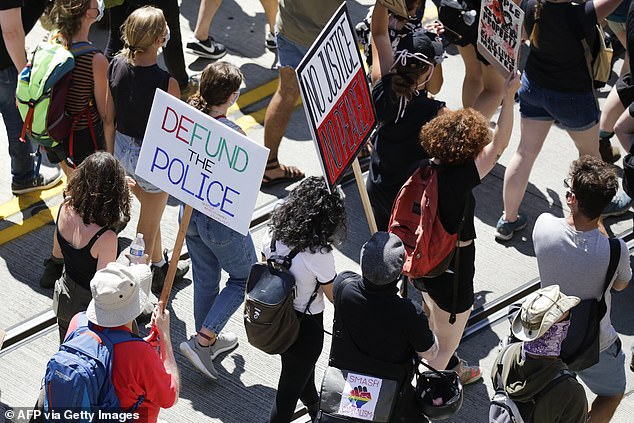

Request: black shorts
left=413, top=242, right=475, bottom=314
left=44, top=123, right=105, bottom=167
left=616, top=73, right=634, bottom=108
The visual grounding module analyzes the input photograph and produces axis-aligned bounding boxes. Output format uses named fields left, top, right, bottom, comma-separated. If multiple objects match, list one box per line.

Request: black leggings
left=106, top=0, right=188, bottom=85
left=270, top=313, right=324, bottom=423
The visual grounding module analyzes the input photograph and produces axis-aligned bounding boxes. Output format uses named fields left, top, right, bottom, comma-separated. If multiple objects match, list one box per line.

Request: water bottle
left=129, top=233, right=145, bottom=265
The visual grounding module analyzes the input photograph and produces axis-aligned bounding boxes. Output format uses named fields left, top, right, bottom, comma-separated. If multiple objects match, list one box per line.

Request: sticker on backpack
left=336, top=372, right=383, bottom=421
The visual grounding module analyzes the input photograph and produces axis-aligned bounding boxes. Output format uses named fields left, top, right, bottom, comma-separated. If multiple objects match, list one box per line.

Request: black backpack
left=506, top=238, right=620, bottom=371
left=559, top=238, right=620, bottom=370
left=243, top=235, right=318, bottom=355
left=489, top=344, right=575, bottom=423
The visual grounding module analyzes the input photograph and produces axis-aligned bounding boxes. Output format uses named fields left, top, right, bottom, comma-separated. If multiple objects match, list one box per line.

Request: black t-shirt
left=0, top=0, right=47, bottom=70
left=521, top=0, right=597, bottom=92
left=108, top=55, right=170, bottom=139
left=368, top=74, right=445, bottom=204
left=434, top=160, right=480, bottom=241
left=332, top=271, right=435, bottom=367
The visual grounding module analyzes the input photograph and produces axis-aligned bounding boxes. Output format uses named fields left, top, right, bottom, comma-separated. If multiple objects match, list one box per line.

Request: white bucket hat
left=511, top=285, right=580, bottom=341
left=86, top=262, right=152, bottom=327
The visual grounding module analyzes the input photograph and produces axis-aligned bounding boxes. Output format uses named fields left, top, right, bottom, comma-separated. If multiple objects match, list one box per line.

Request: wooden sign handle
left=352, top=158, right=377, bottom=235
left=158, top=204, right=193, bottom=311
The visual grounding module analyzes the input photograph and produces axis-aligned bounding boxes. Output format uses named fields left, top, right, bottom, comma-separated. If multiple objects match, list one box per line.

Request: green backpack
left=16, top=37, right=97, bottom=149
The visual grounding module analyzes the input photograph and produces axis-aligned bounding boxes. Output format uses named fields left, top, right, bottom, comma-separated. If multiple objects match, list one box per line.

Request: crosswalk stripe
left=0, top=204, right=60, bottom=246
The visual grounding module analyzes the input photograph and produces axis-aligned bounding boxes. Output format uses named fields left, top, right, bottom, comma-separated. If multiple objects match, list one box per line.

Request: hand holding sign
left=476, top=0, right=524, bottom=77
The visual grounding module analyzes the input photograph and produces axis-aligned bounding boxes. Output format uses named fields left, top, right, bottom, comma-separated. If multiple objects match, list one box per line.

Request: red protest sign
left=297, top=3, right=377, bottom=189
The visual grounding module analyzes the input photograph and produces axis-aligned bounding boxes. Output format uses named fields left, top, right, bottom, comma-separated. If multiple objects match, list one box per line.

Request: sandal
left=261, top=159, right=305, bottom=187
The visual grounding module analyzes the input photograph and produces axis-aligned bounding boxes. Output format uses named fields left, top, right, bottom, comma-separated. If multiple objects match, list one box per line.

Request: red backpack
left=388, top=161, right=458, bottom=279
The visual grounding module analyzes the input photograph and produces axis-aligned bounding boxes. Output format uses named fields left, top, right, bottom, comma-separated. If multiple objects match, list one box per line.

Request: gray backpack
left=489, top=345, right=575, bottom=423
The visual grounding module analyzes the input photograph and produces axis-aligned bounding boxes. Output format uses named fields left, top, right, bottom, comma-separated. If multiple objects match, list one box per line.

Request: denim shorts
left=114, top=131, right=162, bottom=193
left=277, top=33, right=310, bottom=69
left=518, top=73, right=600, bottom=131
left=577, top=337, right=626, bottom=397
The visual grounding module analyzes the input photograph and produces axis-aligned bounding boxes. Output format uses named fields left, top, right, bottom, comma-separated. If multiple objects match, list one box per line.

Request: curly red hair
left=419, top=108, right=491, bottom=164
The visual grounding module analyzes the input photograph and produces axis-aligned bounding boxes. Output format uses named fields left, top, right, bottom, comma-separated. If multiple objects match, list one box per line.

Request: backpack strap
left=268, top=231, right=301, bottom=269
left=493, top=343, right=516, bottom=392
left=598, top=238, right=620, bottom=318
left=536, top=369, right=575, bottom=399
left=448, top=199, right=469, bottom=324
left=430, top=160, right=469, bottom=324
left=66, top=42, right=100, bottom=167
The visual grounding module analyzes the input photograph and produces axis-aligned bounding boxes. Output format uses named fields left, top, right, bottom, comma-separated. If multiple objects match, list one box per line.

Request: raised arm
left=371, top=3, right=395, bottom=86
left=593, top=0, right=624, bottom=22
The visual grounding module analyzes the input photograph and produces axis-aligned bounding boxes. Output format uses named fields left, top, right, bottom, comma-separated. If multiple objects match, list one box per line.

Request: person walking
left=0, top=0, right=62, bottom=195
left=263, top=176, right=346, bottom=422
left=414, top=73, right=520, bottom=384
left=493, top=285, right=588, bottom=423
left=49, top=152, right=130, bottom=341
left=178, top=62, right=259, bottom=380
left=104, top=6, right=189, bottom=294
left=533, top=156, right=632, bottom=423
left=496, top=0, right=630, bottom=241
left=367, top=2, right=446, bottom=230
left=326, top=232, right=438, bottom=422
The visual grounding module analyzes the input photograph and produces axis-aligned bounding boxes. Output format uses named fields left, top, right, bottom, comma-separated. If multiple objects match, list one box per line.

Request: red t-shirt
left=67, top=314, right=178, bottom=423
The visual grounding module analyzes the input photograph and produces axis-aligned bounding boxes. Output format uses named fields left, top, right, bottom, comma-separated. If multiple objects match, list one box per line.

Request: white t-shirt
left=262, top=228, right=336, bottom=314
left=533, top=213, right=632, bottom=351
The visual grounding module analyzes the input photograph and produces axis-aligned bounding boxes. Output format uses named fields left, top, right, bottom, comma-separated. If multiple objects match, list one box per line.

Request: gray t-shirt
left=533, top=213, right=631, bottom=351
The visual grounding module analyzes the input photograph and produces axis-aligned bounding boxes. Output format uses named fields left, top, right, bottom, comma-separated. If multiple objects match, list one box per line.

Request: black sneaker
left=186, top=37, right=227, bottom=60
left=12, top=166, right=63, bottom=195
left=39, top=256, right=64, bottom=289
left=151, top=250, right=190, bottom=294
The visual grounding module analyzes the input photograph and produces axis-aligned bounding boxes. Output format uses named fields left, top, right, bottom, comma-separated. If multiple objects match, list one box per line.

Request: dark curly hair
left=569, top=156, right=618, bottom=219
left=188, top=62, right=242, bottom=113
left=269, top=177, right=347, bottom=253
left=64, top=152, right=131, bottom=228
left=419, top=108, right=491, bottom=165
left=49, top=0, right=92, bottom=47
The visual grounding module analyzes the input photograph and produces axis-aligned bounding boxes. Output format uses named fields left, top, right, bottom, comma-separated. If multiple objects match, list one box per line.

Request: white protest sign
left=337, top=372, right=383, bottom=421
left=476, top=0, right=524, bottom=77
left=135, top=89, right=269, bottom=235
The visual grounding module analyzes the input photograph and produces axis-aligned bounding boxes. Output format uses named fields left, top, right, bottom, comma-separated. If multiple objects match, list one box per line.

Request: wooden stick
left=159, top=204, right=193, bottom=311
left=0, top=328, right=5, bottom=349
left=352, top=158, right=377, bottom=235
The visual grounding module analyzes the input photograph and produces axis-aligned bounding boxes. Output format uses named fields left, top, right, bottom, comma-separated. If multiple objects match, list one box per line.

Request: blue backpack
left=43, top=313, right=144, bottom=421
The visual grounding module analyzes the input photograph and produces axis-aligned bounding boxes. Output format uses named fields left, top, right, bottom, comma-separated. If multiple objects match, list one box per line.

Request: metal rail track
left=0, top=162, right=370, bottom=354
left=3, top=172, right=633, bottom=354
left=2, top=163, right=632, bottom=422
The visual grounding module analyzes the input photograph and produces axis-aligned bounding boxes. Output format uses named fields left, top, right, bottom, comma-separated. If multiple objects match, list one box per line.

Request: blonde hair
left=119, top=6, right=167, bottom=64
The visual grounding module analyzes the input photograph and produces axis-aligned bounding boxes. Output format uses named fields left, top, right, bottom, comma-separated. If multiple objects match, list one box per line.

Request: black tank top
left=56, top=207, right=110, bottom=289
left=107, top=55, right=170, bottom=139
